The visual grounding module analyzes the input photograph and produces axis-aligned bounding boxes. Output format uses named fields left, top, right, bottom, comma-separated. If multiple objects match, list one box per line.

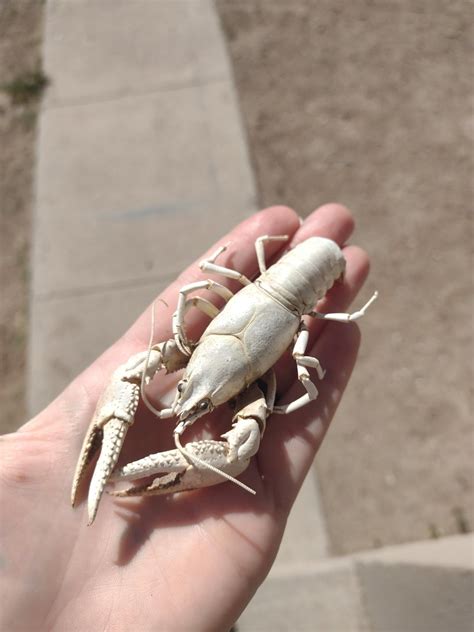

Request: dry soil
left=0, top=1, right=45, bottom=433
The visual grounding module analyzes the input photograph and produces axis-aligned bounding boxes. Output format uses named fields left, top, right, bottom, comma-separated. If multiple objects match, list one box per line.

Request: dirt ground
left=216, top=1, right=473, bottom=553
left=0, top=2, right=45, bottom=433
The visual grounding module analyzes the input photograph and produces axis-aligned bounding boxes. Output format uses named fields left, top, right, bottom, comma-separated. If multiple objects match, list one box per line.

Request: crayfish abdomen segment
left=258, top=236, right=346, bottom=314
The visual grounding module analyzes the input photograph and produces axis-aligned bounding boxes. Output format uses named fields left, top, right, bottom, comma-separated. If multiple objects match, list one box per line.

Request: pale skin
left=0, top=204, right=370, bottom=631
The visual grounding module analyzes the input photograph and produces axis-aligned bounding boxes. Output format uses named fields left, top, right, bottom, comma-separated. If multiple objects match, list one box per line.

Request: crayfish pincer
left=71, top=235, right=377, bottom=524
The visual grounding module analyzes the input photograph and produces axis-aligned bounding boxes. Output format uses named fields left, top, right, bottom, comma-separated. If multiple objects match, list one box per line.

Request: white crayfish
left=71, top=235, right=377, bottom=524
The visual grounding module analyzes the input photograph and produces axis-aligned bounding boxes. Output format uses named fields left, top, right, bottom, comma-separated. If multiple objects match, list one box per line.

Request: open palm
left=0, top=204, right=369, bottom=631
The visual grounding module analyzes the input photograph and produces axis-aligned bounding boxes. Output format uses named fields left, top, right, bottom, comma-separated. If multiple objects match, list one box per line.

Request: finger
left=290, top=202, right=355, bottom=248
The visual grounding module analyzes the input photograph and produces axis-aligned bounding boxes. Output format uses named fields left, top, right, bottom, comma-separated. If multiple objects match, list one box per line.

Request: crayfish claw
left=71, top=422, right=103, bottom=508
left=86, top=418, right=130, bottom=525
left=108, top=438, right=255, bottom=500
left=71, top=342, right=183, bottom=524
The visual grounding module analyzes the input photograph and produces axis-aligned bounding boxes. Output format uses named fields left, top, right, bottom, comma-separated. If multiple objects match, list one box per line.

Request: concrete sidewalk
left=238, top=534, right=474, bottom=631
left=29, top=0, right=257, bottom=411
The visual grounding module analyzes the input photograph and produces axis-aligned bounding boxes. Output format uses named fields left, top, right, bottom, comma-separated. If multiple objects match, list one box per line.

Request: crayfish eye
left=177, top=381, right=185, bottom=393
left=198, top=399, right=210, bottom=412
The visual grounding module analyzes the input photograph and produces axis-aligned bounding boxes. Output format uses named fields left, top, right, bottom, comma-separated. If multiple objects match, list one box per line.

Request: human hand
left=0, top=204, right=369, bottom=631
